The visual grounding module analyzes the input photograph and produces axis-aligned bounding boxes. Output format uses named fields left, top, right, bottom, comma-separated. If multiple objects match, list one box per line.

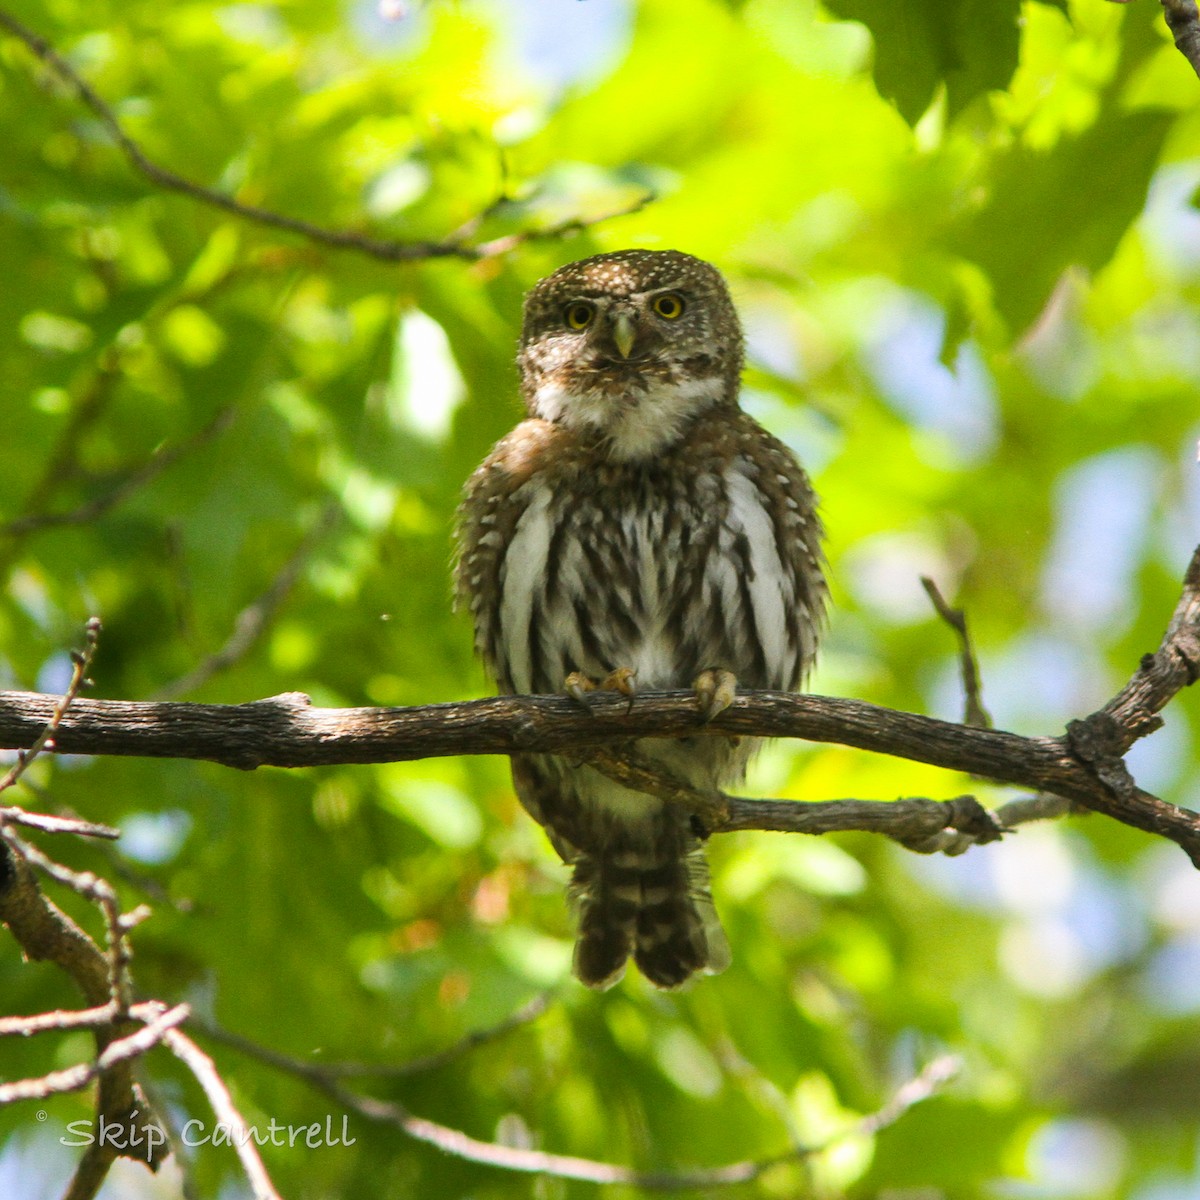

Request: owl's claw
left=565, top=667, right=638, bottom=713
left=693, top=669, right=737, bottom=723
left=565, top=672, right=595, bottom=707
left=600, top=667, right=637, bottom=698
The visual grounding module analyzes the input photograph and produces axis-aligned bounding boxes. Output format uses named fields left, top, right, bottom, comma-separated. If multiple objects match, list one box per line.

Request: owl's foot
left=693, top=668, right=737, bottom=722
left=565, top=667, right=638, bottom=712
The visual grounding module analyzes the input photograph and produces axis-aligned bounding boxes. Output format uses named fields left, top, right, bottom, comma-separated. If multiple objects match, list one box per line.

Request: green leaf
left=823, top=0, right=1021, bottom=124
left=950, top=108, right=1171, bottom=333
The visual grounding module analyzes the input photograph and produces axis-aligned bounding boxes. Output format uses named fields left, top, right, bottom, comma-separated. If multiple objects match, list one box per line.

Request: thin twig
left=8, top=827, right=149, bottom=1012
left=2, top=613, right=143, bottom=1013
left=0, top=616, right=100, bottom=796
left=993, top=792, right=1074, bottom=826
left=921, top=576, right=991, bottom=729
left=5, top=352, right=121, bottom=529
left=0, top=839, right=168, bottom=1178
left=153, top=502, right=340, bottom=700
left=0, top=1004, right=189, bottom=1105
left=0, top=406, right=237, bottom=538
left=0, top=9, right=653, bottom=263
left=581, top=746, right=730, bottom=828
left=0, top=807, right=120, bottom=839
left=196, top=991, right=555, bottom=1080
left=583, top=744, right=1003, bottom=849
left=0, top=1000, right=125, bottom=1038
left=206, top=1021, right=960, bottom=1189
left=163, top=1028, right=285, bottom=1200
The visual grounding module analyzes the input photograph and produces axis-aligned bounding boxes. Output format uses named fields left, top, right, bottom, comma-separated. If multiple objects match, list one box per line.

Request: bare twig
left=2, top=617, right=147, bottom=1014
left=154, top=502, right=340, bottom=700
left=338, top=991, right=553, bottom=1078
left=1161, top=0, right=1200, bottom=79
left=162, top=1028, right=285, bottom=1200
left=205, top=1019, right=960, bottom=1188
left=921, top=575, right=991, bottom=728
left=993, top=792, right=1074, bottom=827
left=581, top=746, right=730, bottom=828
left=0, top=619, right=171, bottom=1188
left=0, top=616, right=100, bottom=797
left=0, top=9, right=653, bottom=263
left=0, top=1004, right=188, bottom=1106
left=198, top=990, right=554, bottom=1081
left=0, top=807, right=120, bottom=839
left=0, top=839, right=167, bottom=1179
left=0, top=406, right=237, bottom=538
left=0, top=1000, right=126, bottom=1038
left=5, top=352, right=121, bottom=529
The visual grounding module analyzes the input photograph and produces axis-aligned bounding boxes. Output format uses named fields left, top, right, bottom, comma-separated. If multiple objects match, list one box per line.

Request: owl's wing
left=727, top=412, right=828, bottom=690
left=453, top=418, right=562, bottom=693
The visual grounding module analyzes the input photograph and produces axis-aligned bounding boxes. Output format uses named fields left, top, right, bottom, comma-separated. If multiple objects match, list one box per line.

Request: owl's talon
left=565, top=672, right=598, bottom=708
left=565, top=667, right=638, bottom=713
left=600, top=666, right=637, bottom=698
left=694, top=669, right=737, bottom=723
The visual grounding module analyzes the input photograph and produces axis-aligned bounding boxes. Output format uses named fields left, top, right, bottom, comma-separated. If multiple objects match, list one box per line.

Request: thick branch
left=0, top=682, right=1194, bottom=857
left=1, top=547, right=1197, bottom=860
left=1161, top=0, right=1200, bottom=80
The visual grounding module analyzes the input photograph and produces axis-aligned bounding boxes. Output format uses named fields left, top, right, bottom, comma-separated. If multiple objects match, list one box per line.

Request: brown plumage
left=455, top=250, right=825, bottom=989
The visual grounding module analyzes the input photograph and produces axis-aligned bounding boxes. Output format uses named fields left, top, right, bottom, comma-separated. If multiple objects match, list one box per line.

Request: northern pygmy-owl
left=455, top=249, right=826, bottom=989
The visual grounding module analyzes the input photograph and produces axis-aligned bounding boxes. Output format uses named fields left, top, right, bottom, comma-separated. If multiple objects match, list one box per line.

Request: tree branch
left=0, top=680, right=1191, bottom=846
left=203, top=1014, right=960, bottom=1188
left=0, top=9, right=653, bottom=263
left=921, top=575, right=991, bottom=728
left=161, top=1027, right=285, bottom=1200
left=0, top=406, right=237, bottom=539
left=1161, top=0, right=1200, bottom=80
left=0, top=841, right=169, bottom=1179
left=0, top=1004, right=189, bottom=1105
left=196, top=990, right=555, bottom=1080
left=152, top=502, right=340, bottom=700
left=1, top=548, right=1198, bottom=861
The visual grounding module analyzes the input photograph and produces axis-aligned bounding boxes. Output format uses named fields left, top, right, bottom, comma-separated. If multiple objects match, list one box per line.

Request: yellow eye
left=652, top=292, right=686, bottom=320
left=564, top=301, right=595, bottom=330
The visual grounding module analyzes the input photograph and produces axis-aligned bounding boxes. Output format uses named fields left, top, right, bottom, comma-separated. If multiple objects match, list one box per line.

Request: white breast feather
left=498, top=487, right=553, bottom=695
left=725, top=465, right=790, bottom=686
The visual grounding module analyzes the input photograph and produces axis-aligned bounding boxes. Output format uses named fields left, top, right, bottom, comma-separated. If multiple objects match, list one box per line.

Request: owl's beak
left=612, top=312, right=636, bottom=360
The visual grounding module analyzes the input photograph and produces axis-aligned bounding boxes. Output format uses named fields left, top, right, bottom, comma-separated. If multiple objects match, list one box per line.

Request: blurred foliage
left=2, top=0, right=1200, bottom=1197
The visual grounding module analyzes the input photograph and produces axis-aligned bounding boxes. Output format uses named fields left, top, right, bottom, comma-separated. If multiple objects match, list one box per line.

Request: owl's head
left=517, top=249, right=744, bottom=461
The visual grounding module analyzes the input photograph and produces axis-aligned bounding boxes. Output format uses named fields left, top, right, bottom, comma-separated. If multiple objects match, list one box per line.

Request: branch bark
left=1161, top=0, right=1200, bottom=80
left=1, top=547, right=1197, bottom=860
left=203, top=1013, right=959, bottom=1189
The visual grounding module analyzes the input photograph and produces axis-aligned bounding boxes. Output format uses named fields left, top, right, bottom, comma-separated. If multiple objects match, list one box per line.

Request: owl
left=455, top=249, right=826, bottom=989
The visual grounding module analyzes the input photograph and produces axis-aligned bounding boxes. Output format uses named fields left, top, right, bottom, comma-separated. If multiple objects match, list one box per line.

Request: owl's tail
left=569, top=842, right=731, bottom=990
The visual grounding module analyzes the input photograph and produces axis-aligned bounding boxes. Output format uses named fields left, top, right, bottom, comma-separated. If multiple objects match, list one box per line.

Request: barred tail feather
left=569, top=844, right=730, bottom=990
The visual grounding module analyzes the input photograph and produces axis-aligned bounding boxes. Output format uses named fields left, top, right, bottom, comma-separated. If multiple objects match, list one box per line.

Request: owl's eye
left=564, top=301, right=595, bottom=330
left=652, top=292, right=686, bottom=320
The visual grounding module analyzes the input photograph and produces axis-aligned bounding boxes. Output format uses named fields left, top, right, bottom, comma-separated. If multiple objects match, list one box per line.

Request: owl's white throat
left=532, top=375, right=726, bottom=461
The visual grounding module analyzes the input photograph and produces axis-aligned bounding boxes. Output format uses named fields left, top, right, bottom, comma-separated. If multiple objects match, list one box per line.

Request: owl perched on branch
left=455, top=249, right=826, bottom=989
